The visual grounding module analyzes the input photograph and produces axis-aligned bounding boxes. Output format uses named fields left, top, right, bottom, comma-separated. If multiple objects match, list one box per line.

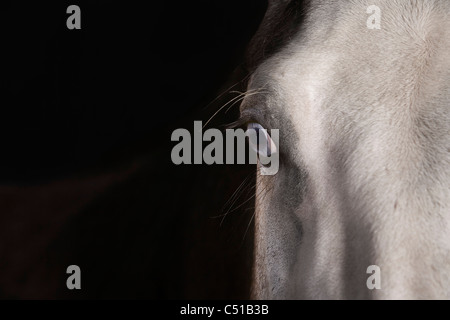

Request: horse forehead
left=248, top=0, right=450, bottom=216
left=252, top=0, right=450, bottom=120
left=250, top=0, right=450, bottom=300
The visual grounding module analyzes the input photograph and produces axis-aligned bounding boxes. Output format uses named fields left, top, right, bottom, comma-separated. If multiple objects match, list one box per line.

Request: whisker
left=224, top=96, right=246, bottom=115
left=210, top=173, right=254, bottom=220
left=221, top=178, right=268, bottom=223
left=223, top=174, right=252, bottom=210
left=203, top=88, right=268, bottom=129
left=225, top=91, right=269, bottom=114
left=203, top=92, right=247, bottom=129
left=202, top=73, right=251, bottom=111
left=240, top=181, right=275, bottom=243
left=242, top=211, right=255, bottom=244
left=220, top=176, right=257, bottom=226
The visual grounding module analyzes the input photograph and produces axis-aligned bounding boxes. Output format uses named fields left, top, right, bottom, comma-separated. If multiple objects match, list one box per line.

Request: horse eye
left=246, top=123, right=278, bottom=162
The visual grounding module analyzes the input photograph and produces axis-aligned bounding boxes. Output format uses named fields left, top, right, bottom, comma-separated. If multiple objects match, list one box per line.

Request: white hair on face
left=250, top=0, right=450, bottom=299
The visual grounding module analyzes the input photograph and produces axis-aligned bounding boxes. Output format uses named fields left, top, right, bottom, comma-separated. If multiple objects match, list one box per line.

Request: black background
left=0, top=1, right=267, bottom=299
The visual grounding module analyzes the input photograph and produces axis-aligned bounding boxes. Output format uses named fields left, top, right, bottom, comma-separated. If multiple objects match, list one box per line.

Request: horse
left=243, top=0, right=450, bottom=299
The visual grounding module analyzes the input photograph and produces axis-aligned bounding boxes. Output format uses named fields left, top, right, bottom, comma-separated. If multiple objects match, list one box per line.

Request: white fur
left=247, top=0, right=450, bottom=299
